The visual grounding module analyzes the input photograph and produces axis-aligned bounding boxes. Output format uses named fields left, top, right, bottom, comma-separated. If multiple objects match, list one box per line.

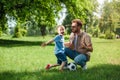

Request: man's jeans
left=65, top=48, right=87, bottom=67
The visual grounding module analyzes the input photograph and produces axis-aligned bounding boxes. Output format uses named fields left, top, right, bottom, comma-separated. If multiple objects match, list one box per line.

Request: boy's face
left=58, top=27, right=65, bottom=35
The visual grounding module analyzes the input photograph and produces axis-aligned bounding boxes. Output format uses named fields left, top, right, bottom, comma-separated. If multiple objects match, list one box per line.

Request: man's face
left=71, top=22, right=79, bottom=33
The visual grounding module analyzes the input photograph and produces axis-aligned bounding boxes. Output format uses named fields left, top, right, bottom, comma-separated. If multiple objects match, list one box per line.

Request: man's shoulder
left=82, top=32, right=90, bottom=37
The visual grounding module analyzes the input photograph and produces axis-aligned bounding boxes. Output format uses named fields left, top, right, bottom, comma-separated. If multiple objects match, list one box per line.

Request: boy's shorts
left=55, top=53, right=67, bottom=65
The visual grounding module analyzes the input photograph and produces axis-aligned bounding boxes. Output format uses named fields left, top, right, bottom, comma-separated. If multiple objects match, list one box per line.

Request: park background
left=0, top=0, right=120, bottom=80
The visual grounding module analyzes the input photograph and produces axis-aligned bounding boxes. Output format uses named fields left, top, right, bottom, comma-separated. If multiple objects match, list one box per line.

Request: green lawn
left=0, top=36, right=120, bottom=80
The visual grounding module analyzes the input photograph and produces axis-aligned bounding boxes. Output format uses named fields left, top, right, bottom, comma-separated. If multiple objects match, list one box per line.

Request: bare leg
left=59, top=62, right=66, bottom=71
left=49, top=64, right=60, bottom=69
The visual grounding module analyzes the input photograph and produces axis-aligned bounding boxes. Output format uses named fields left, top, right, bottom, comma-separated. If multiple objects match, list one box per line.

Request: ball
left=67, top=62, right=76, bottom=71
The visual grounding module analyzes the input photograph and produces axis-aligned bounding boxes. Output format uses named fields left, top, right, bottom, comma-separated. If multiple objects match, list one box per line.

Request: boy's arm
left=41, top=39, right=54, bottom=47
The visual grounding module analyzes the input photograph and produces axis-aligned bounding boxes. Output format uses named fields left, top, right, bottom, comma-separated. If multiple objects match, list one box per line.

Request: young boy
left=41, top=25, right=67, bottom=71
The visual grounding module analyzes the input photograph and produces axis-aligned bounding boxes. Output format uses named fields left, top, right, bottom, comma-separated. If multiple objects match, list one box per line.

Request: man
left=64, top=19, right=93, bottom=70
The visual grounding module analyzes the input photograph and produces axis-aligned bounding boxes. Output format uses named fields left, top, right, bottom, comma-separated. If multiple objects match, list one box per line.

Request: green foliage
left=92, top=27, right=99, bottom=37
left=20, top=29, right=27, bottom=36
left=0, top=0, right=62, bottom=35
left=0, top=0, right=99, bottom=36
left=62, top=13, right=74, bottom=34
left=0, top=31, right=2, bottom=37
left=14, top=32, right=22, bottom=38
left=13, top=26, right=22, bottom=38
left=115, top=28, right=120, bottom=35
left=99, top=33, right=105, bottom=39
left=63, top=0, right=98, bottom=30
left=0, top=27, right=2, bottom=37
left=13, top=26, right=27, bottom=38
left=99, top=0, right=120, bottom=34
left=105, top=32, right=115, bottom=39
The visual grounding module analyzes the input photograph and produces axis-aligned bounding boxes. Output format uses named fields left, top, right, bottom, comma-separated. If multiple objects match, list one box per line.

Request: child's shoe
left=82, top=64, right=87, bottom=70
left=45, top=64, right=51, bottom=70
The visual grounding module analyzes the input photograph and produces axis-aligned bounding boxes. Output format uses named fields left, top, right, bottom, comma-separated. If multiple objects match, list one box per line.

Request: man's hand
left=81, top=42, right=86, bottom=49
left=81, top=42, right=93, bottom=52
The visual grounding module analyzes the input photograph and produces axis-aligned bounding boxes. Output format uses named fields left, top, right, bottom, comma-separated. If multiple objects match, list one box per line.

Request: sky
left=94, top=0, right=105, bottom=18
left=56, top=4, right=67, bottom=25
left=97, top=0, right=104, bottom=5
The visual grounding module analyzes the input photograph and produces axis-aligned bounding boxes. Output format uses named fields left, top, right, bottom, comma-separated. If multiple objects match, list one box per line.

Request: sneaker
left=82, top=65, right=87, bottom=70
left=63, top=66, right=68, bottom=70
left=45, top=64, right=51, bottom=70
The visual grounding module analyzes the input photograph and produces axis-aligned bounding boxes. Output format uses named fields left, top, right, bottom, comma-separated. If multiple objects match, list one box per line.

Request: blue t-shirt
left=53, top=35, right=64, bottom=54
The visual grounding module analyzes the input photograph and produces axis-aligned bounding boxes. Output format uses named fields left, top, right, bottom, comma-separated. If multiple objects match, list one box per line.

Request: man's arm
left=87, top=44, right=93, bottom=52
left=81, top=34, right=93, bottom=52
left=81, top=43, right=93, bottom=52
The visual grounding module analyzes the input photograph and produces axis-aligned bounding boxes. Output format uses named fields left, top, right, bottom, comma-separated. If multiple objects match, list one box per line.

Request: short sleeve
left=84, top=34, right=92, bottom=46
left=53, top=35, right=60, bottom=42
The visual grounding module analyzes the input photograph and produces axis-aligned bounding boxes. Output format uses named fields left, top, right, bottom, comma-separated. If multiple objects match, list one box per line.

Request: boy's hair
left=57, top=25, right=65, bottom=30
left=72, top=19, right=82, bottom=28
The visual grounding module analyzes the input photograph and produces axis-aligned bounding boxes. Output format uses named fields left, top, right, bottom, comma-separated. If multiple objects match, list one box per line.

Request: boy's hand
left=41, top=43, right=47, bottom=47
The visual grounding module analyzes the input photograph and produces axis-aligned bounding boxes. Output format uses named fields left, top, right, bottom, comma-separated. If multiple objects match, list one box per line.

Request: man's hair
left=72, top=19, right=82, bottom=28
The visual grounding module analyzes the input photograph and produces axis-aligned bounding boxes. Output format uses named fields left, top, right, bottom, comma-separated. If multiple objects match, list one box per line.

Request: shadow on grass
left=0, top=39, right=54, bottom=47
left=0, top=64, right=120, bottom=80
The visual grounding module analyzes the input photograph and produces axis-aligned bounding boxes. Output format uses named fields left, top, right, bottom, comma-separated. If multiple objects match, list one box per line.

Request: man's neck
left=75, top=30, right=81, bottom=35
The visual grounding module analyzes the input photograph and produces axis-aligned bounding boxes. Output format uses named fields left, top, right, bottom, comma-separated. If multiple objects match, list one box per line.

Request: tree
left=0, top=0, right=98, bottom=37
left=63, top=0, right=98, bottom=33
left=0, top=0, right=63, bottom=36
left=99, top=0, right=120, bottom=35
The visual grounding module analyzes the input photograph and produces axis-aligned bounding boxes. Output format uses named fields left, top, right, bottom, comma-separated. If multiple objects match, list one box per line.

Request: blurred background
left=0, top=0, right=120, bottom=39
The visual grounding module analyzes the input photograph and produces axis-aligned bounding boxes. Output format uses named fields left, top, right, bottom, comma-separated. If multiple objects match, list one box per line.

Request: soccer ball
left=67, top=62, right=76, bottom=71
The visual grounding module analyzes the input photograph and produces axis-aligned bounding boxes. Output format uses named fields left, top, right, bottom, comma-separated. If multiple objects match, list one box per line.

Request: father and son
left=41, top=19, right=93, bottom=71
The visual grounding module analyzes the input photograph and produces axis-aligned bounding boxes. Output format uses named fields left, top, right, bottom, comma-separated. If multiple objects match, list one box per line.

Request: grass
left=0, top=36, right=120, bottom=80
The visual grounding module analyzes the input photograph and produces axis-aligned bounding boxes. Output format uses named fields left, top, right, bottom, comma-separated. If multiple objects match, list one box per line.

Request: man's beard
left=72, top=29, right=78, bottom=33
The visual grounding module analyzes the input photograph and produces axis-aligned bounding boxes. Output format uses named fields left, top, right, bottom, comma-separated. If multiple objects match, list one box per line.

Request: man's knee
left=74, top=54, right=87, bottom=66
left=65, top=47, right=70, bottom=52
left=74, top=56, right=82, bottom=64
left=64, top=47, right=69, bottom=55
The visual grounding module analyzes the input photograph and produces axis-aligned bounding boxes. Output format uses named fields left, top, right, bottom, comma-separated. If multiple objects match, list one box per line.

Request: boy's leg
left=56, top=53, right=67, bottom=71
left=50, top=64, right=60, bottom=67
left=45, top=58, right=61, bottom=70
left=45, top=63, right=60, bottom=70
left=59, top=61, right=66, bottom=71
left=49, top=59, right=61, bottom=69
